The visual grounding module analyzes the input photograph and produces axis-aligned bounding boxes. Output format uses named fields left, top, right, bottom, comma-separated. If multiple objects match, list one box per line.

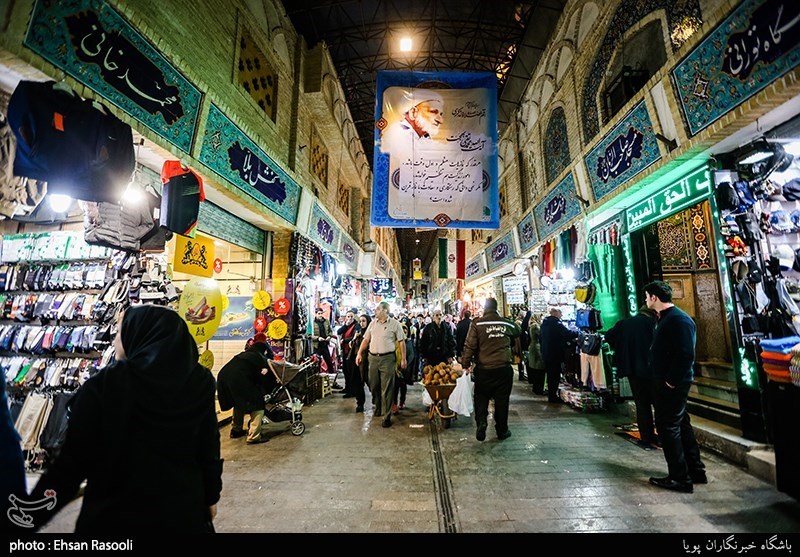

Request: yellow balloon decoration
left=178, top=277, right=223, bottom=344
left=199, top=349, right=215, bottom=370
left=252, top=290, right=271, bottom=311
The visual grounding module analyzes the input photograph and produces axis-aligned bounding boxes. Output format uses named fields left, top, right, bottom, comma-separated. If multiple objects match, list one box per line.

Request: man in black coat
left=605, top=305, right=658, bottom=447
left=420, top=309, right=456, bottom=365
left=217, top=336, right=276, bottom=444
left=455, top=310, right=472, bottom=358
left=539, top=308, right=579, bottom=402
left=645, top=281, right=705, bottom=493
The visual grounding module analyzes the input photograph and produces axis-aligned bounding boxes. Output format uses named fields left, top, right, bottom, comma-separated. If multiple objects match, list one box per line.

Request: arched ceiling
left=281, top=0, right=566, bottom=276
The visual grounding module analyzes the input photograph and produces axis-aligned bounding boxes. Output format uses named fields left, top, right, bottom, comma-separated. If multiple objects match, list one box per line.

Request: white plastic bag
left=422, top=386, right=433, bottom=407
left=448, top=374, right=474, bottom=416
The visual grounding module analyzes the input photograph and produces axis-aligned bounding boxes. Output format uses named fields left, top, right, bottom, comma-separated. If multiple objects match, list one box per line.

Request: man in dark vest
left=460, top=298, right=521, bottom=442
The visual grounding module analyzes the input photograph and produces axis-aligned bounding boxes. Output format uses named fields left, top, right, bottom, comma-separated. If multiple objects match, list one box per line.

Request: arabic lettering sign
left=371, top=278, right=393, bottom=296
left=198, top=202, right=265, bottom=255
left=673, top=0, right=800, bottom=136
left=516, top=211, right=538, bottom=254
left=485, top=232, right=516, bottom=272
left=465, top=254, right=486, bottom=282
left=23, top=0, right=201, bottom=153
left=173, top=233, right=215, bottom=278
left=377, top=254, right=389, bottom=277
left=198, top=104, right=301, bottom=224
left=372, top=70, right=499, bottom=229
left=585, top=101, right=661, bottom=201
left=626, top=166, right=712, bottom=232
left=534, top=173, right=581, bottom=241
left=307, top=201, right=340, bottom=252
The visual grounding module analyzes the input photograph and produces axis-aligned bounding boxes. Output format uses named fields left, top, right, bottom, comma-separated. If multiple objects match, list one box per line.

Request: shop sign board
left=371, top=70, right=499, bottom=230
left=465, top=253, right=486, bottom=282
left=376, top=253, right=390, bottom=277
left=23, top=0, right=201, bottom=154
left=673, top=0, right=800, bottom=137
left=534, top=173, right=581, bottom=241
left=585, top=101, right=661, bottom=201
left=339, top=236, right=359, bottom=272
left=173, top=234, right=215, bottom=277
left=307, top=201, right=340, bottom=253
left=198, top=202, right=265, bottom=255
left=529, top=289, right=548, bottom=313
left=516, top=211, right=538, bottom=254
left=626, top=166, right=712, bottom=232
left=485, top=232, right=516, bottom=272
left=502, top=275, right=529, bottom=293
left=198, top=104, right=301, bottom=225
left=412, top=258, right=423, bottom=280
left=506, top=291, right=525, bottom=304
left=371, top=278, right=393, bottom=296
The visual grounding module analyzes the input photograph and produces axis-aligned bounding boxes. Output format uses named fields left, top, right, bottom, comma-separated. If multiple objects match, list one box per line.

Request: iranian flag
left=438, top=238, right=465, bottom=279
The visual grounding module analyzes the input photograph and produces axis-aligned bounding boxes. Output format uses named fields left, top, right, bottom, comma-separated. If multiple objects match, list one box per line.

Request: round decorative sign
left=274, top=297, right=290, bottom=315
left=254, top=316, right=267, bottom=332
left=178, top=277, right=223, bottom=343
left=213, top=258, right=223, bottom=274
left=198, top=350, right=214, bottom=370
left=252, top=290, right=272, bottom=311
left=513, top=261, right=527, bottom=276
left=268, top=318, right=288, bottom=339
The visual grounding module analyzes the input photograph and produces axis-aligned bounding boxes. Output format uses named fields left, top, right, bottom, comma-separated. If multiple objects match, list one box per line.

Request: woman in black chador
left=29, top=305, right=223, bottom=533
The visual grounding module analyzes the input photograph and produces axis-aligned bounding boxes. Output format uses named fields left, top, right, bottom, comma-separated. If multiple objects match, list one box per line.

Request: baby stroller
left=263, top=355, right=318, bottom=436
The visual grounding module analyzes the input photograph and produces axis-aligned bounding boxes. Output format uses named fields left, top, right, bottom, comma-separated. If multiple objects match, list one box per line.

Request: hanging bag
left=448, top=373, right=474, bottom=417
left=574, top=283, right=596, bottom=304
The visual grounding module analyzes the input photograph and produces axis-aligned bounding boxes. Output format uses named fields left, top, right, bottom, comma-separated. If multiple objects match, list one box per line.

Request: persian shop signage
left=307, top=201, right=340, bottom=252
left=465, top=254, right=486, bottom=281
left=516, top=211, right=538, bottom=253
left=199, top=104, right=301, bottom=225
left=673, top=0, right=800, bottom=136
left=626, top=166, right=711, bottom=232
left=534, top=173, right=581, bottom=240
left=585, top=101, right=661, bottom=201
left=485, top=232, right=515, bottom=272
left=23, top=0, right=201, bottom=153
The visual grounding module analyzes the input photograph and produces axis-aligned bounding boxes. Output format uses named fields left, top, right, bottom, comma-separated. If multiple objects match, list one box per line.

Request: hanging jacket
left=0, top=117, right=47, bottom=219
left=82, top=200, right=155, bottom=252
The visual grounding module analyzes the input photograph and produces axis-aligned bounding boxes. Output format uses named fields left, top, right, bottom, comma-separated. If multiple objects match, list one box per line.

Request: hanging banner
left=412, top=258, right=422, bottom=280
left=516, top=211, right=538, bottom=254
left=198, top=104, right=301, bottom=225
left=534, top=173, right=581, bottom=241
left=465, top=253, right=487, bottom=282
left=673, top=0, right=800, bottom=137
left=23, top=0, right=201, bottom=154
left=372, top=71, right=499, bottom=230
left=585, top=101, right=661, bottom=202
left=485, top=232, right=516, bottom=272
left=307, top=201, right=340, bottom=253
left=173, top=234, right=215, bottom=277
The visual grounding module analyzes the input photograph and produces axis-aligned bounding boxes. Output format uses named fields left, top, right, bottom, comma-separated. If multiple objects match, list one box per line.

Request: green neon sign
left=626, top=166, right=711, bottom=232
left=621, top=234, right=637, bottom=316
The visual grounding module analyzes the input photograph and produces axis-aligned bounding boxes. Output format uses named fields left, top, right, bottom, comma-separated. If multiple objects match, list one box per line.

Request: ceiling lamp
left=399, top=37, right=413, bottom=52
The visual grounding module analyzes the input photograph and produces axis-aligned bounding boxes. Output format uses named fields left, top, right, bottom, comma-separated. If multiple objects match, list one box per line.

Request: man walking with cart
left=460, top=298, right=521, bottom=442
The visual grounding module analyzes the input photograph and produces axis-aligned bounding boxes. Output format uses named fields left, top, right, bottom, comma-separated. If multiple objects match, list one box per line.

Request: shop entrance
left=629, top=199, right=739, bottom=426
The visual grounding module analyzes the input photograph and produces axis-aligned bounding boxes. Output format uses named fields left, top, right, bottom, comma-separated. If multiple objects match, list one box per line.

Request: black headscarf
left=104, top=306, right=214, bottom=447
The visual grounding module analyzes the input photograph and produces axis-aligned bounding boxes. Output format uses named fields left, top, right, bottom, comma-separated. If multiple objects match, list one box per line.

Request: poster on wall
left=372, top=70, right=499, bottom=230
left=212, top=296, right=256, bottom=340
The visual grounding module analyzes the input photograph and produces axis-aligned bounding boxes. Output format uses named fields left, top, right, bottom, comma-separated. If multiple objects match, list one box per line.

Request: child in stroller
left=261, top=355, right=318, bottom=436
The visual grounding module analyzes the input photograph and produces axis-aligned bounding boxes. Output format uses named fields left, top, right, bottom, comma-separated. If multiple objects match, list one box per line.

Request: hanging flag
left=438, top=238, right=465, bottom=279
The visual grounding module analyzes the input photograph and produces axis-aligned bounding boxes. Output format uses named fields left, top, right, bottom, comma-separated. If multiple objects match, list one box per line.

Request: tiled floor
left=35, top=378, right=800, bottom=534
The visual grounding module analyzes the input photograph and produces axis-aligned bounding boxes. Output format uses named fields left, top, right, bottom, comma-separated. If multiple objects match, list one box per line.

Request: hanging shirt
left=160, top=161, right=205, bottom=238
left=574, top=219, right=588, bottom=263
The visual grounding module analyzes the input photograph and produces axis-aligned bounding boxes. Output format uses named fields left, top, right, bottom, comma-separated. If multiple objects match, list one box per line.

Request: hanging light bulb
left=336, top=262, right=347, bottom=274
left=122, top=181, right=143, bottom=205
left=48, top=194, right=72, bottom=213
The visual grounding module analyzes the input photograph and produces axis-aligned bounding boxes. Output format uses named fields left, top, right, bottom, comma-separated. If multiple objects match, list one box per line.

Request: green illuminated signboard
left=626, top=166, right=711, bottom=232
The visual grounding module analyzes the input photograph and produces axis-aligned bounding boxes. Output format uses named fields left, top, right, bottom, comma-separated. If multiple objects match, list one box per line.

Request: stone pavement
left=35, top=378, right=800, bottom=534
